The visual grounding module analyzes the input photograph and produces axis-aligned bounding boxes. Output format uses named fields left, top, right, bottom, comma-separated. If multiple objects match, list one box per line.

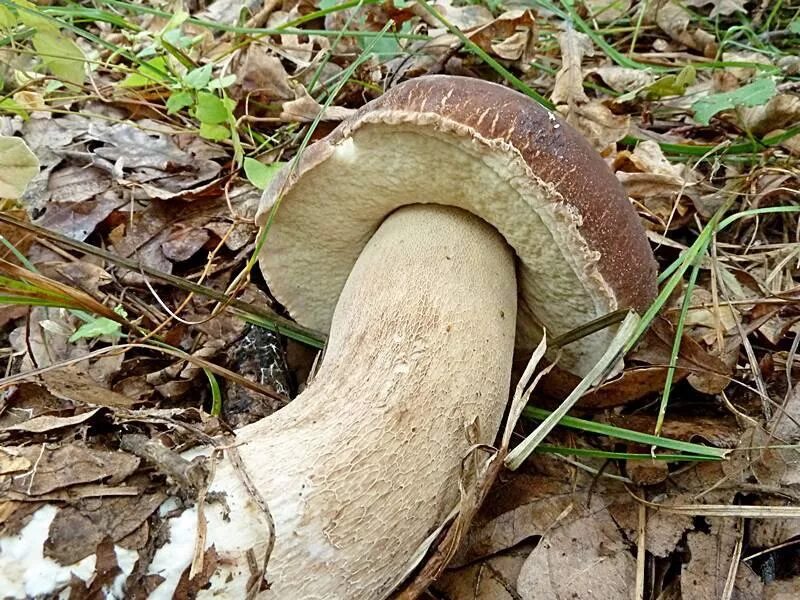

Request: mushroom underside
left=260, top=122, right=622, bottom=376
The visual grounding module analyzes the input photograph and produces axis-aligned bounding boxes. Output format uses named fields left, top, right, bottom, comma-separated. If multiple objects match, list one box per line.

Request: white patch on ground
left=0, top=505, right=148, bottom=599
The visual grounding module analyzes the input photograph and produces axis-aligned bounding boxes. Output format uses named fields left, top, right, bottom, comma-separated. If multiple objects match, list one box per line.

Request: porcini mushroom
left=0, top=76, right=657, bottom=599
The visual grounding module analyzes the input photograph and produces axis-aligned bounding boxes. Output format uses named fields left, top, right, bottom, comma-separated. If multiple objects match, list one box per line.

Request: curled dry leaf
left=198, top=0, right=261, bottom=25
left=551, top=26, right=592, bottom=106
left=232, top=47, right=294, bottom=104
left=267, top=10, right=315, bottom=66
left=1, top=407, right=103, bottom=434
left=614, top=140, right=696, bottom=227
left=648, top=0, right=717, bottom=56
left=280, top=86, right=356, bottom=123
left=559, top=100, right=631, bottom=152
left=681, top=286, right=739, bottom=341
left=589, top=66, right=655, bottom=94
left=9, top=307, right=88, bottom=372
left=541, top=315, right=731, bottom=406
left=722, top=51, right=774, bottom=83
left=434, top=2, right=494, bottom=31
left=467, top=10, right=537, bottom=63
left=37, top=261, right=112, bottom=298
left=739, top=94, right=800, bottom=136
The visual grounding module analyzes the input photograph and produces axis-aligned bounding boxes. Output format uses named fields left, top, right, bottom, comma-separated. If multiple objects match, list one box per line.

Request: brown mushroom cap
left=256, top=75, right=657, bottom=376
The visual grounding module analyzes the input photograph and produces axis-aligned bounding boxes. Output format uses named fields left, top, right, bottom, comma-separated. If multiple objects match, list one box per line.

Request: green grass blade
left=534, top=444, right=721, bottom=461
left=524, top=407, right=727, bottom=458
left=505, top=312, right=641, bottom=470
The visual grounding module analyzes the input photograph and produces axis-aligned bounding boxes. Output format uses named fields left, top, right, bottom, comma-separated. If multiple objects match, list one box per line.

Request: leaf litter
left=0, top=0, right=799, bottom=598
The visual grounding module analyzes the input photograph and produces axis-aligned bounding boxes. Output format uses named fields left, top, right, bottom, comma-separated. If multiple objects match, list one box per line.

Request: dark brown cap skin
left=286, top=75, right=658, bottom=315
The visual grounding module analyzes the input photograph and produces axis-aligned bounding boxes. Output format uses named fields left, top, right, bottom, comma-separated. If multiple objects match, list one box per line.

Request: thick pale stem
left=233, top=204, right=518, bottom=597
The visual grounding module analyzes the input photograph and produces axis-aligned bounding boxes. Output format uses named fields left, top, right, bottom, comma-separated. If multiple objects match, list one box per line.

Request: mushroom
left=0, top=76, right=657, bottom=598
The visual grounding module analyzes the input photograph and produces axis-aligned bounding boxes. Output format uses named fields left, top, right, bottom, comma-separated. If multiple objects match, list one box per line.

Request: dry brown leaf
left=35, top=193, right=128, bottom=242
left=722, top=51, right=774, bottom=82
left=516, top=498, right=635, bottom=600
left=68, top=537, right=121, bottom=598
left=0, top=448, right=32, bottom=475
left=110, top=193, right=256, bottom=280
left=173, top=546, right=220, bottom=600
left=40, top=368, right=138, bottom=409
left=267, top=10, right=316, bottom=66
left=542, top=315, right=731, bottom=406
left=47, top=165, right=111, bottom=204
left=433, top=544, right=536, bottom=600
left=233, top=48, right=294, bottom=103
left=9, top=307, right=89, bottom=371
left=615, top=140, right=696, bottom=227
left=464, top=10, right=537, bottom=63
left=685, top=0, right=747, bottom=17
left=610, top=497, right=695, bottom=557
left=199, top=0, right=261, bottom=25
left=650, top=317, right=732, bottom=394
left=44, top=490, right=166, bottom=564
left=607, top=413, right=742, bottom=448
left=1, top=407, right=103, bottom=434
left=649, top=0, right=717, bottom=56
left=749, top=497, right=800, bottom=549
left=739, top=94, right=800, bottom=136
left=560, top=100, right=630, bottom=152
left=769, top=382, right=800, bottom=442
left=682, top=286, right=739, bottom=336
left=2, top=444, right=139, bottom=496
left=161, top=226, right=211, bottom=262
left=453, top=473, right=583, bottom=564
left=590, top=66, right=655, bottom=93
left=551, top=27, right=592, bottom=106
left=682, top=520, right=764, bottom=599
left=4, top=483, right=140, bottom=503
left=437, top=3, right=494, bottom=31
left=541, top=363, right=682, bottom=409
left=280, top=86, right=356, bottom=123
left=584, top=0, right=632, bottom=22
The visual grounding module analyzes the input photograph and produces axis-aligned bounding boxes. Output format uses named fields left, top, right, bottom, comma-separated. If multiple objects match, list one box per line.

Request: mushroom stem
left=235, top=203, right=517, bottom=597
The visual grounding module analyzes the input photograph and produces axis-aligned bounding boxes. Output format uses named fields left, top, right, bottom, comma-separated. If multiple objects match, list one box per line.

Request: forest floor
left=1, top=0, right=799, bottom=598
